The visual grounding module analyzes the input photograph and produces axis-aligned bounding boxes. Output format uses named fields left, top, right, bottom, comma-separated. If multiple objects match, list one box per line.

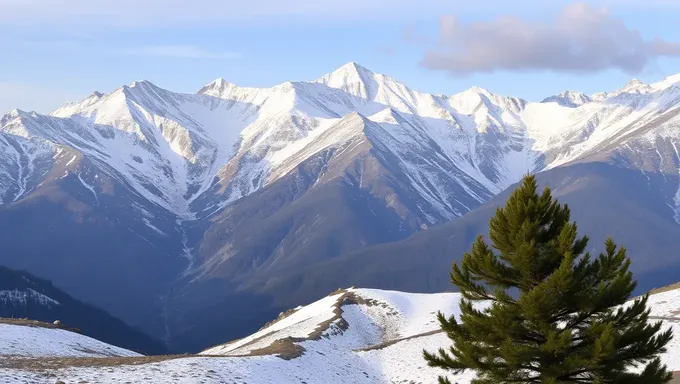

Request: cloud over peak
left=421, top=2, right=680, bottom=75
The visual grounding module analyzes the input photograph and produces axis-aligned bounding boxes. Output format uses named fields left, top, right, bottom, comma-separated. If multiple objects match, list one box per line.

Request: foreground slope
left=0, top=266, right=168, bottom=355
left=1, top=286, right=678, bottom=383
left=0, top=322, right=140, bottom=358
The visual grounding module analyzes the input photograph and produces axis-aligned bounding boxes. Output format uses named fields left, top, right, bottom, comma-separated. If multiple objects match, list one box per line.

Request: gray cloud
left=421, top=2, right=680, bottom=75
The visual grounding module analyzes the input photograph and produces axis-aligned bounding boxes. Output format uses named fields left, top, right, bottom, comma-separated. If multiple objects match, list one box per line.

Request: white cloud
left=0, top=82, right=84, bottom=114
left=421, top=2, right=680, bottom=75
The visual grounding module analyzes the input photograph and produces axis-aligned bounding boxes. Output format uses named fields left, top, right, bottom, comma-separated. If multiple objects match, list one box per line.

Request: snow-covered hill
left=0, top=322, right=140, bottom=358
left=3, top=63, right=680, bottom=223
left=1, top=286, right=678, bottom=383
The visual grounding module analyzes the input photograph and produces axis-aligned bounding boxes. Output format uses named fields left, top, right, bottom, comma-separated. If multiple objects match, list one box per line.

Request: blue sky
left=1, top=0, right=679, bottom=113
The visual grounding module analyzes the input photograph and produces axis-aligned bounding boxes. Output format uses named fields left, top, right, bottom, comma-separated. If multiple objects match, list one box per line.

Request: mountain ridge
left=5, top=63, right=680, bottom=222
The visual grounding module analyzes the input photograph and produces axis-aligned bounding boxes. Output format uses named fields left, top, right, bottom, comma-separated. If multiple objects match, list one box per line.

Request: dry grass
left=207, top=337, right=308, bottom=361
left=204, top=290, right=353, bottom=360
left=0, top=355, right=189, bottom=371
left=649, top=282, right=680, bottom=296
left=0, top=318, right=192, bottom=372
left=355, top=329, right=444, bottom=352
left=0, top=318, right=81, bottom=334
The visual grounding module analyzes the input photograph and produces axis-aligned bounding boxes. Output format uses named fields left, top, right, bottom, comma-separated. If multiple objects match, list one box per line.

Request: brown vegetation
left=0, top=318, right=81, bottom=334
left=0, top=355, right=188, bottom=371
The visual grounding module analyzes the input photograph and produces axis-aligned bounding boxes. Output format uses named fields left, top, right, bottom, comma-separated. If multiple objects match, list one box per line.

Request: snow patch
left=76, top=173, right=98, bottom=205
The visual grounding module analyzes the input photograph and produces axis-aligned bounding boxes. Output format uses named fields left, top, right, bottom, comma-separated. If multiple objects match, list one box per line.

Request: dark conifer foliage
left=424, top=175, right=673, bottom=384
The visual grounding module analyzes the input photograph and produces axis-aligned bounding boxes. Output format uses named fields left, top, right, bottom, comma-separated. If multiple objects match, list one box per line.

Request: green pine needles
left=424, top=175, right=673, bottom=384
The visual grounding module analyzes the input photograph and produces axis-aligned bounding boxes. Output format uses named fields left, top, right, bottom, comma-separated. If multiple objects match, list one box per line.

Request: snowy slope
left=0, top=288, right=59, bottom=308
left=2, top=286, right=676, bottom=383
left=200, top=288, right=469, bottom=358
left=0, top=323, right=140, bottom=358
left=2, top=63, right=679, bottom=223
left=1, top=82, right=250, bottom=218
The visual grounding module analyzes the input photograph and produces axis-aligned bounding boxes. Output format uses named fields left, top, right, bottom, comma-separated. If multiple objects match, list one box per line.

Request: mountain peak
left=613, top=78, right=651, bottom=95
left=541, top=90, right=591, bottom=107
left=591, top=91, right=609, bottom=102
left=462, top=85, right=492, bottom=96
left=623, top=78, right=645, bottom=90
left=314, top=62, right=377, bottom=99
left=50, top=91, right=106, bottom=117
left=197, top=78, right=240, bottom=97
left=127, top=80, right=160, bottom=90
left=330, top=62, right=373, bottom=77
left=122, top=80, right=164, bottom=97
left=206, top=78, right=235, bottom=89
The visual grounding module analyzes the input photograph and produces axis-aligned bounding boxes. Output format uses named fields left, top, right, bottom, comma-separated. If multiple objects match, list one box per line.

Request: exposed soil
left=649, top=282, right=680, bottom=296
left=0, top=355, right=189, bottom=371
left=209, top=337, right=308, bottom=361
left=355, top=329, right=444, bottom=352
left=672, top=372, right=680, bottom=384
left=202, top=288, right=388, bottom=360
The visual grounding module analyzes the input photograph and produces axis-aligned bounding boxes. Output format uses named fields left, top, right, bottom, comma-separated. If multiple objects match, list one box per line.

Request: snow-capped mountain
left=2, top=285, right=679, bottom=383
left=2, top=63, right=680, bottom=352
left=2, top=63, right=680, bottom=223
left=2, top=63, right=680, bottom=224
left=541, top=90, right=592, bottom=107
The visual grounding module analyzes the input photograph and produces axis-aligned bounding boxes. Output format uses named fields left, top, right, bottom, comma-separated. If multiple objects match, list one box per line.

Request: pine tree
left=424, top=175, right=673, bottom=384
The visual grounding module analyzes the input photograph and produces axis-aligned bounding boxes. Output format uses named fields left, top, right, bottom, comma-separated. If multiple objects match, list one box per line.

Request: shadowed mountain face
left=0, top=155, right=186, bottom=344
left=0, top=266, right=168, bottom=355
left=1, top=64, right=680, bottom=351
left=265, top=162, right=680, bottom=299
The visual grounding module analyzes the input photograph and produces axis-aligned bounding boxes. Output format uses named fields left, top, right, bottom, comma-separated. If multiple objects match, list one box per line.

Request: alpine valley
left=2, top=63, right=680, bottom=352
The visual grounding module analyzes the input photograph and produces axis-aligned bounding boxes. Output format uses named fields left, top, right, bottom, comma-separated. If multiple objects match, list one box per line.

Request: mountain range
left=2, top=62, right=680, bottom=351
